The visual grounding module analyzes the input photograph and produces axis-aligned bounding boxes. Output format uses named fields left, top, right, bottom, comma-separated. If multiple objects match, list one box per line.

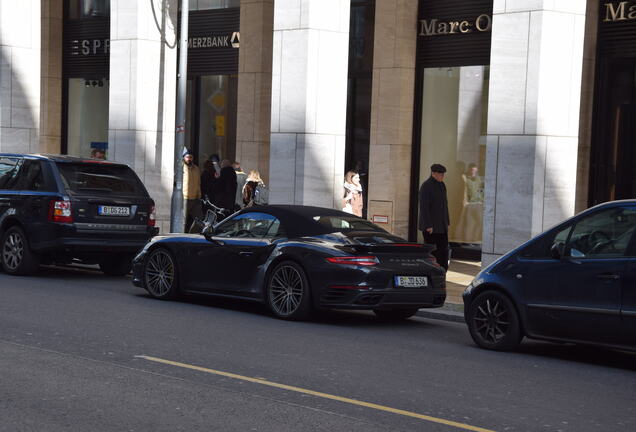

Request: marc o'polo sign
left=419, top=14, right=492, bottom=36
left=603, top=1, right=636, bottom=21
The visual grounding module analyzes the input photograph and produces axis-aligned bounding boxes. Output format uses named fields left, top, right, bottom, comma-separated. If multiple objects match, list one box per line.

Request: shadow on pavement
left=514, top=340, right=636, bottom=371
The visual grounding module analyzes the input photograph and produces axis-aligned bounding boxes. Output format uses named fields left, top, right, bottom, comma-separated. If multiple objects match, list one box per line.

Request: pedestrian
left=90, top=148, right=106, bottom=159
left=418, top=163, right=450, bottom=270
left=212, top=159, right=237, bottom=212
left=233, top=161, right=247, bottom=211
left=183, top=150, right=202, bottom=231
left=200, top=159, right=217, bottom=204
left=242, top=170, right=268, bottom=207
left=342, top=170, right=363, bottom=217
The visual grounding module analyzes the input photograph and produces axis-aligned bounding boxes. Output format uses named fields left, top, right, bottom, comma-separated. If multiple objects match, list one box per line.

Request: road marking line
left=136, top=355, right=495, bottom=432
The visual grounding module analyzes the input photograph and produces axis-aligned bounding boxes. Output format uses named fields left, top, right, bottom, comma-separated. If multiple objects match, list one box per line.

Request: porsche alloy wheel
left=144, top=248, right=178, bottom=299
left=267, top=261, right=311, bottom=320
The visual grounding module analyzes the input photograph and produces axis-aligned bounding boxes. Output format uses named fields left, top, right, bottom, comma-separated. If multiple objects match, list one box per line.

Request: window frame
left=214, top=212, right=285, bottom=239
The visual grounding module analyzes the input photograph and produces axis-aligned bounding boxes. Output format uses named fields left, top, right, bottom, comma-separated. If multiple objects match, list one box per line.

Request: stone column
left=482, top=1, right=587, bottom=265
left=236, top=0, right=274, bottom=183
left=0, top=0, right=41, bottom=153
left=366, top=0, right=418, bottom=238
left=40, top=0, right=63, bottom=154
left=108, top=0, right=178, bottom=233
left=269, top=0, right=350, bottom=207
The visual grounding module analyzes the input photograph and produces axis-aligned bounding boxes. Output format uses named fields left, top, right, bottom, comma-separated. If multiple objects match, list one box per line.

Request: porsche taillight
left=325, top=256, right=379, bottom=266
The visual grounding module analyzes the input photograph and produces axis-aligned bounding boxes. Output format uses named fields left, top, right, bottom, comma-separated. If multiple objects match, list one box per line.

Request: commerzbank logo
left=187, top=32, right=240, bottom=49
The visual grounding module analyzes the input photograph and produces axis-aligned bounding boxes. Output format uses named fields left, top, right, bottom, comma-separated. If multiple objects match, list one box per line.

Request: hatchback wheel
left=144, top=248, right=178, bottom=300
left=1, top=226, right=39, bottom=276
left=267, top=261, right=312, bottom=320
left=467, top=290, right=522, bottom=351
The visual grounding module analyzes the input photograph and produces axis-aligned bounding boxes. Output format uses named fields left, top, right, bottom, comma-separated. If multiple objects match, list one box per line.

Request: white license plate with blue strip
left=98, top=205, right=130, bottom=216
left=394, top=276, right=428, bottom=288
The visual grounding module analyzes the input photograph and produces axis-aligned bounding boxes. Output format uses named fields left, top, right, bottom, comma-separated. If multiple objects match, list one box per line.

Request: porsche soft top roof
left=236, top=205, right=373, bottom=238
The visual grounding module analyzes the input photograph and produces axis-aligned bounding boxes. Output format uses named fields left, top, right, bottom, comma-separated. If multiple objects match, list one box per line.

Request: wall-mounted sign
left=416, top=0, right=493, bottom=68
left=70, top=38, right=110, bottom=55
left=372, top=214, right=389, bottom=224
left=188, top=32, right=239, bottom=49
left=188, top=8, right=240, bottom=76
left=419, top=14, right=492, bottom=37
left=603, top=1, right=636, bottom=22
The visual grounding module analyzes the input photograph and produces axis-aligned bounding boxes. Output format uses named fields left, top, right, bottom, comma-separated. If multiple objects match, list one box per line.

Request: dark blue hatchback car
left=463, top=200, right=636, bottom=352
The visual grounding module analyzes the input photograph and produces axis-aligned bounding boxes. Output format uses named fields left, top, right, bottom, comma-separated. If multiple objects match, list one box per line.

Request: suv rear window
left=56, top=163, right=147, bottom=196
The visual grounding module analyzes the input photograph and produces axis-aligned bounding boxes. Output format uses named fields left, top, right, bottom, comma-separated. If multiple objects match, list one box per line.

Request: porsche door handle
left=596, top=273, right=620, bottom=280
left=238, top=251, right=253, bottom=257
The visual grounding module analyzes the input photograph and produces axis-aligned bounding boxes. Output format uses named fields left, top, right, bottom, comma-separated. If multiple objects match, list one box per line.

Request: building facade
left=0, top=0, right=631, bottom=265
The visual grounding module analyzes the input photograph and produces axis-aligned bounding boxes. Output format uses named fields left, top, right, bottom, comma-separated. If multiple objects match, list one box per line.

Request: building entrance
left=590, top=59, right=636, bottom=204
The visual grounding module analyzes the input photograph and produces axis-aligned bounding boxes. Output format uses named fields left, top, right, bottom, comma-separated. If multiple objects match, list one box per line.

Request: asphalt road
left=0, top=265, right=634, bottom=432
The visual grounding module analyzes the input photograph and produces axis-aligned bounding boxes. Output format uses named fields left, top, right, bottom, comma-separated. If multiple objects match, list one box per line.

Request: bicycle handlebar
left=201, top=197, right=229, bottom=214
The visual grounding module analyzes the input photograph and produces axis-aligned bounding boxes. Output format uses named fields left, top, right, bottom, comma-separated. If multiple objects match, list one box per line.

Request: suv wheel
left=99, top=256, right=133, bottom=276
left=1, top=226, right=40, bottom=275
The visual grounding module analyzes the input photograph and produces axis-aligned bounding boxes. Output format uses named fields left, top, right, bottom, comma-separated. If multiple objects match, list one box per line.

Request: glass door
left=416, top=66, right=489, bottom=258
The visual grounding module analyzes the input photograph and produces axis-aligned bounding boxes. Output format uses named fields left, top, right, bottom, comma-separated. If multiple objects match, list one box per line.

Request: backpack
left=253, top=183, right=269, bottom=205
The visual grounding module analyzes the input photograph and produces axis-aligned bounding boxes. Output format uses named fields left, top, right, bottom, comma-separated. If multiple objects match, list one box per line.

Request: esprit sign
left=70, top=38, right=110, bottom=55
left=603, top=1, right=636, bottom=21
left=419, top=14, right=492, bottom=36
left=188, top=32, right=240, bottom=49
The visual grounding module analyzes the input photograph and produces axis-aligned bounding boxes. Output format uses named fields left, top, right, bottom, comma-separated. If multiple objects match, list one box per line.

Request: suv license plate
left=98, top=205, right=130, bottom=216
left=395, top=276, right=428, bottom=288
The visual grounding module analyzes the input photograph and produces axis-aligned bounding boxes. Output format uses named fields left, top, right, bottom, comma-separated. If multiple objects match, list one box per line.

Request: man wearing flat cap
left=418, top=163, right=450, bottom=270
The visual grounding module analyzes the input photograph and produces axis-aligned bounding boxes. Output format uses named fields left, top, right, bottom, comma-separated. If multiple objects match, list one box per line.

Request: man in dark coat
left=212, top=159, right=238, bottom=212
left=418, top=163, right=450, bottom=270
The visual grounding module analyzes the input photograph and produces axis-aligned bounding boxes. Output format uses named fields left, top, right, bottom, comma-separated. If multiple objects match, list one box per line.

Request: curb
left=416, top=308, right=465, bottom=323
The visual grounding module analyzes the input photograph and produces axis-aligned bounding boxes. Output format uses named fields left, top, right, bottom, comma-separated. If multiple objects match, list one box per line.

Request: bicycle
left=188, top=197, right=231, bottom=234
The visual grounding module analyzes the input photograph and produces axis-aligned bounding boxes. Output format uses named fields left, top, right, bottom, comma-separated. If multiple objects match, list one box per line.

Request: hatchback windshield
left=56, top=163, right=147, bottom=196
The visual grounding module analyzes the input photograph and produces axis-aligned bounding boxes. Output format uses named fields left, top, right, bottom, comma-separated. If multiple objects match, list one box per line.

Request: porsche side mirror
left=550, top=241, right=565, bottom=259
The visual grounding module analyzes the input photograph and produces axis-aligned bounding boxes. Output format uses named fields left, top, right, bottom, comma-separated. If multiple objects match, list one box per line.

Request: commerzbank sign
left=604, top=1, right=636, bottom=21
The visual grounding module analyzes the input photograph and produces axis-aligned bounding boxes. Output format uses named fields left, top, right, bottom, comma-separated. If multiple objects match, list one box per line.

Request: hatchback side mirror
left=550, top=241, right=565, bottom=259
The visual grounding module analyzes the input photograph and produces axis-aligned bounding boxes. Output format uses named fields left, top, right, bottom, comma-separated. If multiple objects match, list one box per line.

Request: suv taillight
left=49, top=200, right=73, bottom=223
left=148, top=205, right=156, bottom=227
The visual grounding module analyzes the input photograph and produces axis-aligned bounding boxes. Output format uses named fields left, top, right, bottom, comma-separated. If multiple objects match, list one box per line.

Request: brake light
left=326, top=256, right=379, bottom=266
left=49, top=200, right=73, bottom=223
left=148, top=205, right=156, bottom=227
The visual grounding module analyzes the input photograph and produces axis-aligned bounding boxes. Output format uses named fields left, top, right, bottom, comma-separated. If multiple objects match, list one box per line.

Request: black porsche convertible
left=131, top=205, right=446, bottom=320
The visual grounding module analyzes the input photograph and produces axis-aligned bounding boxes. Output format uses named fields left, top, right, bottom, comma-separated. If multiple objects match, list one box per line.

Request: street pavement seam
left=136, top=355, right=496, bottom=432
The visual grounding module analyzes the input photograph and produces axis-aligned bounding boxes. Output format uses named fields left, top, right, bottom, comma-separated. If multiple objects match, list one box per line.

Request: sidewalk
left=445, top=259, right=481, bottom=304
left=415, top=259, right=481, bottom=323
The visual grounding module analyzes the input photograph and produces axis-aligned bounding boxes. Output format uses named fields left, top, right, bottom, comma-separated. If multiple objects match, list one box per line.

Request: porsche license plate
left=98, top=205, right=130, bottom=217
left=394, top=276, right=428, bottom=288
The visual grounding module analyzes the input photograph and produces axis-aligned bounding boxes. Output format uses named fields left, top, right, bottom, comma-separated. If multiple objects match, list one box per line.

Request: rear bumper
left=318, top=287, right=446, bottom=310
left=30, top=223, right=155, bottom=254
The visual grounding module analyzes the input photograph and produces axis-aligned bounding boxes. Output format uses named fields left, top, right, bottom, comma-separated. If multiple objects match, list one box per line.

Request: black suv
left=0, top=154, right=158, bottom=276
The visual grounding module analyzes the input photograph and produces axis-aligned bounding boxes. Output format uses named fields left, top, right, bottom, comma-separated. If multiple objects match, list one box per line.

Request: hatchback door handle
left=597, top=273, right=620, bottom=280
left=238, top=251, right=253, bottom=257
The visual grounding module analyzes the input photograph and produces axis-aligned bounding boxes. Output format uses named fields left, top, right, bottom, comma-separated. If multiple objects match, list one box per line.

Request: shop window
left=417, top=66, right=489, bottom=250
left=66, top=78, right=110, bottom=158
left=189, top=0, right=240, bottom=10
left=68, top=0, right=110, bottom=19
left=188, top=75, right=238, bottom=165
